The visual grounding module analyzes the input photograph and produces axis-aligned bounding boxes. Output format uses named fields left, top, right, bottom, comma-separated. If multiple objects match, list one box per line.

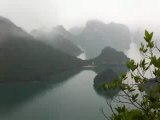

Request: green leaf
left=120, top=73, right=127, bottom=80
left=134, top=76, right=141, bottom=83
left=132, top=94, right=139, bottom=102
left=144, top=30, right=153, bottom=43
left=138, top=84, right=145, bottom=92
left=145, top=30, right=150, bottom=38
left=127, top=59, right=138, bottom=71
left=129, top=88, right=135, bottom=92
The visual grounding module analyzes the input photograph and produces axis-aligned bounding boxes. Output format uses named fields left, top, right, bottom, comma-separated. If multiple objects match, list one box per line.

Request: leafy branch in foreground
left=103, top=30, right=160, bottom=120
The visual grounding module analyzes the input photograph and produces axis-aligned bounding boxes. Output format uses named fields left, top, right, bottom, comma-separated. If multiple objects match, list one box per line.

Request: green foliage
left=111, top=108, right=146, bottom=120
left=103, top=30, right=160, bottom=120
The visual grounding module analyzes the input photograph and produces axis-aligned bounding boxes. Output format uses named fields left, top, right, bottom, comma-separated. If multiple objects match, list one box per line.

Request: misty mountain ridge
left=31, top=26, right=83, bottom=56
left=78, top=20, right=131, bottom=58
left=31, top=19, right=131, bottom=59
left=0, top=16, right=131, bottom=60
left=0, top=16, right=130, bottom=82
left=0, top=16, right=84, bottom=82
left=0, top=16, right=29, bottom=38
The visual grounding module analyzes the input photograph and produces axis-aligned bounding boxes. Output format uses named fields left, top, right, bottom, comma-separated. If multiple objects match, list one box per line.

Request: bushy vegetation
left=103, top=30, right=160, bottom=120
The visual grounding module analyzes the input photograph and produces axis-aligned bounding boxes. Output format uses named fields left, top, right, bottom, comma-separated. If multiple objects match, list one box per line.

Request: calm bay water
left=0, top=70, right=111, bottom=120
left=0, top=42, right=138, bottom=120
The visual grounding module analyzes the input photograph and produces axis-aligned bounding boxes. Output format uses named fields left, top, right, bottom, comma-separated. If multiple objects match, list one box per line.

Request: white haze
left=0, top=0, right=160, bottom=32
left=125, top=42, right=142, bottom=62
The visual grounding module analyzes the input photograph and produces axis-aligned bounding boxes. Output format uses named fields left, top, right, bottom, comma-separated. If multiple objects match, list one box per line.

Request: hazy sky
left=0, top=0, right=160, bottom=31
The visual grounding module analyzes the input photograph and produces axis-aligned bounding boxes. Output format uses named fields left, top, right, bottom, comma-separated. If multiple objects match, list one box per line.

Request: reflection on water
left=93, top=64, right=128, bottom=74
left=0, top=69, right=110, bottom=120
left=93, top=65, right=128, bottom=99
left=0, top=69, right=81, bottom=117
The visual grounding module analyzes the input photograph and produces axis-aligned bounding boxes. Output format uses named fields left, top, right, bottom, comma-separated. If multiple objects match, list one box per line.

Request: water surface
left=0, top=70, right=110, bottom=120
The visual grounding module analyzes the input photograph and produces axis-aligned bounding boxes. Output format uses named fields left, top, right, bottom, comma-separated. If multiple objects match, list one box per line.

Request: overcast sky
left=0, top=0, right=160, bottom=31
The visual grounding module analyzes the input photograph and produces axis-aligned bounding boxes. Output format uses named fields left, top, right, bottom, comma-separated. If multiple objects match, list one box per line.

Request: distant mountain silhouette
left=31, top=26, right=83, bottom=56
left=32, top=20, right=131, bottom=59
left=49, top=25, right=81, bottom=46
left=0, top=16, right=131, bottom=82
left=0, top=16, right=29, bottom=38
left=92, top=46, right=129, bottom=65
left=0, top=17, right=84, bottom=82
left=78, top=20, right=131, bottom=58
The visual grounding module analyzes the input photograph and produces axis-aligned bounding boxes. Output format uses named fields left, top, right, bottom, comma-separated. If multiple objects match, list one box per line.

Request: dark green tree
left=103, top=30, right=160, bottom=120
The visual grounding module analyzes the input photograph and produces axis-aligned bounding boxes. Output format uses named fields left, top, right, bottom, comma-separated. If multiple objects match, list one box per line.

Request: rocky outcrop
left=92, top=46, right=129, bottom=65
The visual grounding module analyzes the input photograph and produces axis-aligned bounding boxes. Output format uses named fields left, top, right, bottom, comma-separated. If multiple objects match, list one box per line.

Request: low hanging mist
left=0, top=0, right=159, bottom=120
